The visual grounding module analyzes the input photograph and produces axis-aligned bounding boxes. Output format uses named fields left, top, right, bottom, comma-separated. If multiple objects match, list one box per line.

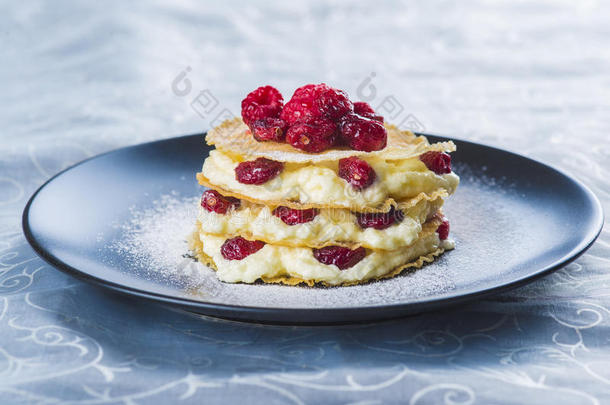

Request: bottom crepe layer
left=188, top=219, right=453, bottom=287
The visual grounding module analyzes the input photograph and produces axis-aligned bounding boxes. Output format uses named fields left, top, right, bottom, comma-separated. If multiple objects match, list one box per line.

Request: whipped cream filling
left=197, top=229, right=446, bottom=285
left=201, top=149, right=459, bottom=210
left=197, top=196, right=443, bottom=250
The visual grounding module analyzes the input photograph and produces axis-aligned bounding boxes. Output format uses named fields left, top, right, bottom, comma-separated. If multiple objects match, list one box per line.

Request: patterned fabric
left=2, top=1, right=609, bottom=403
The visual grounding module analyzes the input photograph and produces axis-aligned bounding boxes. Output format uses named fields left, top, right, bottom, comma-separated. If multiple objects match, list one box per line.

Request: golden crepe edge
left=205, top=118, right=456, bottom=163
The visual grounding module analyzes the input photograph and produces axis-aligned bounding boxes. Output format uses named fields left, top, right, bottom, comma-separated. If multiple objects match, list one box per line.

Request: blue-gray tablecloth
left=2, top=1, right=609, bottom=403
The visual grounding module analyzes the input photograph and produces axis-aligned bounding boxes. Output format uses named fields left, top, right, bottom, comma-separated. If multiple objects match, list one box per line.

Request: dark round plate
left=23, top=133, right=603, bottom=324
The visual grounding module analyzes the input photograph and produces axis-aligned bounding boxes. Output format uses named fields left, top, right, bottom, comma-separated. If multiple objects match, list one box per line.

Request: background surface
left=2, top=1, right=610, bottom=403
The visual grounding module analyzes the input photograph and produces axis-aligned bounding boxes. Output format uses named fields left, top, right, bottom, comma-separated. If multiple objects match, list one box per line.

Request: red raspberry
left=355, top=207, right=404, bottom=230
left=235, top=158, right=283, bottom=185
left=436, top=217, right=450, bottom=240
left=339, top=114, right=387, bottom=151
left=315, top=86, right=353, bottom=120
left=272, top=206, right=319, bottom=225
left=250, top=117, right=287, bottom=142
left=281, top=83, right=353, bottom=125
left=353, top=101, right=374, bottom=116
left=221, top=236, right=265, bottom=260
left=419, top=151, right=452, bottom=175
left=241, top=86, right=284, bottom=126
left=200, top=190, right=240, bottom=214
left=353, top=101, right=383, bottom=123
left=338, top=157, right=376, bottom=190
left=313, top=246, right=366, bottom=270
left=285, top=117, right=338, bottom=153
left=280, top=84, right=322, bottom=125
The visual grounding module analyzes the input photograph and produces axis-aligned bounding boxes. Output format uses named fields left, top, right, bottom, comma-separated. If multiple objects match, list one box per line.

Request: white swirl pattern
left=2, top=1, right=610, bottom=403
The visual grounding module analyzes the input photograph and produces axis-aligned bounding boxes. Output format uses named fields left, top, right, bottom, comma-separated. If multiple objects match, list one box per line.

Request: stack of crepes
left=190, top=115, right=459, bottom=287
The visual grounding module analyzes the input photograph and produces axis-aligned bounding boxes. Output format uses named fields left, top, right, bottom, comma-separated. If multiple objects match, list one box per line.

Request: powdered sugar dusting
left=111, top=192, right=199, bottom=277
left=108, top=167, right=528, bottom=309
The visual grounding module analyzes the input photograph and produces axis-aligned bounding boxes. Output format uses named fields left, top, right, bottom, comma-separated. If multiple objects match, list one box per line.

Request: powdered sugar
left=108, top=167, right=526, bottom=309
left=111, top=191, right=199, bottom=276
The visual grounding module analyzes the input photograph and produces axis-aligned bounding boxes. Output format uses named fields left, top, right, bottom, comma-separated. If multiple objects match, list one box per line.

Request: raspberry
left=221, top=236, right=265, bottom=260
left=250, top=117, right=287, bottom=142
left=419, top=151, right=452, bottom=175
left=200, top=190, right=240, bottom=214
left=338, top=157, right=376, bottom=190
left=353, top=101, right=375, bottom=116
left=280, top=84, right=322, bottom=125
left=235, top=158, right=283, bottom=185
left=356, top=207, right=404, bottom=230
left=436, top=217, right=450, bottom=240
left=339, top=114, right=387, bottom=151
left=315, top=86, right=353, bottom=120
left=285, top=117, right=338, bottom=153
left=241, top=86, right=284, bottom=126
left=313, top=246, right=366, bottom=270
left=353, top=101, right=383, bottom=123
left=272, top=206, right=319, bottom=225
left=281, top=83, right=353, bottom=125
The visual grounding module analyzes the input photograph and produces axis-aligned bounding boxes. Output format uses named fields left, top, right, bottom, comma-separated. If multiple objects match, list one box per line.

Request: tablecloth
left=2, top=1, right=610, bottom=403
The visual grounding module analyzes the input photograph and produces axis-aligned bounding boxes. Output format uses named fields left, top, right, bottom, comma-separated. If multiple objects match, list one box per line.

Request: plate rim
left=22, top=132, right=605, bottom=321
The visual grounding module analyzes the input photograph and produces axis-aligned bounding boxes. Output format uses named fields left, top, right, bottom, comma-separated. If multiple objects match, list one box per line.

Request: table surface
left=2, top=1, right=610, bottom=404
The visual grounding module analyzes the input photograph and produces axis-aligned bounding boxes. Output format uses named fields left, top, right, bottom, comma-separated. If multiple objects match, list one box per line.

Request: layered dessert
left=189, top=84, right=459, bottom=286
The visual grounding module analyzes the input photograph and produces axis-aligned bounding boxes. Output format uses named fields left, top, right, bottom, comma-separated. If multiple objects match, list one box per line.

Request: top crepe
left=206, top=118, right=456, bottom=163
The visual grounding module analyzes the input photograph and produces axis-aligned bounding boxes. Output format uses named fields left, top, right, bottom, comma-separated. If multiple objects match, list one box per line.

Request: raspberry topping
left=235, top=158, right=283, bottom=185
left=419, top=151, right=452, bottom=175
left=241, top=84, right=389, bottom=152
left=353, top=101, right=383, bottom=123
left=315, top=86, right=353, bottom=120
left=356, top=207, right=404, bottom=230
left=436, top=217, right=450, bottom=240
left=281, top=83, right=354, bottom=125
left=280, top=84, right=323, bottom=125
left=250, top=117, right=287, bottom=142
left=313, top=246, right=366, bottom=270
left=220, top=236, right=265, bottom=260
left=339, top=114, right=387, bottom=151
left=272, top=206, right=319, bottom=225
left=241, top=86, right=284, bottom=126
left=353, top=101, right=375, bottom=116
left=338, top=156, right=377, bottom=190
left=200, top=190, right=240, bottom=214
left=286, top=117, right=338, bottom=153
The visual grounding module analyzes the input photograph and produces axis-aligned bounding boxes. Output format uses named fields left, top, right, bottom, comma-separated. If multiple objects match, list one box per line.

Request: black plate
left=23, top=133, right=603, bottom=324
